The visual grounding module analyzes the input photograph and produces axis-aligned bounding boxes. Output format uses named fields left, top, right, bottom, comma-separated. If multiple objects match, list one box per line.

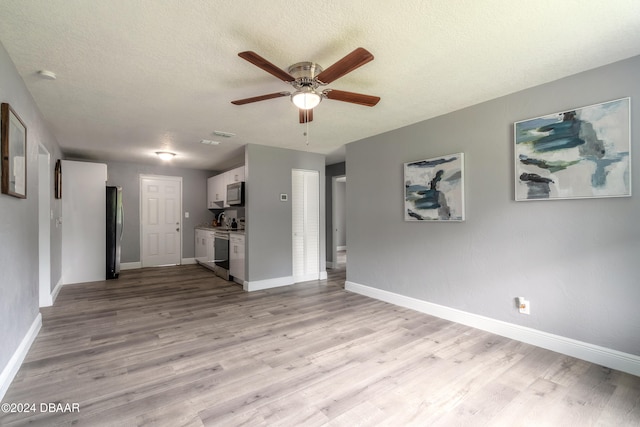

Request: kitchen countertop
left=195, top=225, right=245, bottom=234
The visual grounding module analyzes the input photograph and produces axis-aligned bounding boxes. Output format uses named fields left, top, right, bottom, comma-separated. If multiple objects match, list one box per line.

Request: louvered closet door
left=292, top=169, right=319, bottom=283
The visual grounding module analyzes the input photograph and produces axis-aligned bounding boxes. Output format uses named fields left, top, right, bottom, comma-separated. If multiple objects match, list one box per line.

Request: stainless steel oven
left=213, top=231, right=230, bottom=280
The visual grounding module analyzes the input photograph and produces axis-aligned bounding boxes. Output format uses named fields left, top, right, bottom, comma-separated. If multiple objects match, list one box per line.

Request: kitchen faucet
left=217, top=212, right=226, bottom=227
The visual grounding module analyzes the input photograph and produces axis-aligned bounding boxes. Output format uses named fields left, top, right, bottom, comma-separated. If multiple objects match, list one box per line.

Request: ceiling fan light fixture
left=291, top=88, right=321, bottom=110
left=232, top=48, right=379, bottom=123
left=156, top=151, right=176, bottom=161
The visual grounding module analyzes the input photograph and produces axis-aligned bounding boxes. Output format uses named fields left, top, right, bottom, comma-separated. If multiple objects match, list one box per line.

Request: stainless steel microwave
left=226, top=181, right=244, bottom=206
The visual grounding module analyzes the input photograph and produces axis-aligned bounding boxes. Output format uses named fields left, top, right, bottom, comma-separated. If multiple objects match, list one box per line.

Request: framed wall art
left=1, top=103, right=27, bottom=199
left=404, top=153, right=465, bottom=221
left=514, top=97, right=630, bottom=201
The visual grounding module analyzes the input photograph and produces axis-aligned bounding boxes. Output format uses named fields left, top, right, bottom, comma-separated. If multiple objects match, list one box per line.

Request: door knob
left=176, top=228, right=180, bottom=232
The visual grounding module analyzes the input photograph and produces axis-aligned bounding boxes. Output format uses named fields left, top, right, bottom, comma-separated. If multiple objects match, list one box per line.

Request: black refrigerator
left=106, top=186, right=123, bottom=279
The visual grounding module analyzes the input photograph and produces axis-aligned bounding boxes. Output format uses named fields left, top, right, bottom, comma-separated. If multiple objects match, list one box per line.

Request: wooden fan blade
left=238, top=51, right=295, bottom=82
left=299, top=108, right=314, bottom=123
left=231, top=92, right=290, bottom=105
left=324, top=89, right=380, bottom=107
left=315, top=48, right=374, bottom=84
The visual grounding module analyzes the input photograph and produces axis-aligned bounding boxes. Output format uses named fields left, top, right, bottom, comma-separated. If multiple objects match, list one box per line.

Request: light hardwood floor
left=1, top=264, right=639, bottom=426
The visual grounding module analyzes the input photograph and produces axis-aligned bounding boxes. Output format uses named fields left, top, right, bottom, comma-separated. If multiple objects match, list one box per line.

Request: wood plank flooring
left=1, top=264, right=639, bottom=426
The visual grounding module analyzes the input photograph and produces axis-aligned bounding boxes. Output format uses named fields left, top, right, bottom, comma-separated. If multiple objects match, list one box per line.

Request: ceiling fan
left=231, top=47, right=380, bottom=123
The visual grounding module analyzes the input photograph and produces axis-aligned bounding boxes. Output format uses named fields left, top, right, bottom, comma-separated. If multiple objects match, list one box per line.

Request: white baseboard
left=245, top=271, right=328, bottom=292
left=345, top=281, right=640, bottom=377
left=122, top=260, right=197, bottom=270
left=294, top=273, right=322, bottom=283
left=120, top=262, right=141, bottom=270
left=0, top=313, right=42, bottom=401
left=244, top=276, right=294, bottom=292
left=40, top=286, right=53, bottom=308
left=51, top=277, right=64, bottom=305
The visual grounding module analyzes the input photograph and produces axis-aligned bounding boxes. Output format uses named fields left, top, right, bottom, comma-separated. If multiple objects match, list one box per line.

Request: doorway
left=292, top=169, right=320, bottom=283
left=140, top=175, right=182, bottom=267
left=331, top=175, right=347, bottom=270
left=38, top=144, right=52, bottom=307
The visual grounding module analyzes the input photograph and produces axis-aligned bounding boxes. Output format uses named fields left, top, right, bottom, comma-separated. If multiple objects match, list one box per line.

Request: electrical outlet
left=517, top=297, right=530, bottom=315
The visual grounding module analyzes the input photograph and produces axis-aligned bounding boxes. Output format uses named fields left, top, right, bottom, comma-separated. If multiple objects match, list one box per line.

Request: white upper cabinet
left=227, top=166, right=245, bottom=183
left=207, top=175, right=225, bottom=208
left=223, top=166, right=245, bottom=207
left=207, top=165, right=245, bottom=209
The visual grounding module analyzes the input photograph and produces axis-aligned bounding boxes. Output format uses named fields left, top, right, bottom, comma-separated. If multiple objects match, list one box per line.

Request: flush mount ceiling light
left=291, top=87, right=322, bottom=110
left=156, top=151, right=176, bottom=161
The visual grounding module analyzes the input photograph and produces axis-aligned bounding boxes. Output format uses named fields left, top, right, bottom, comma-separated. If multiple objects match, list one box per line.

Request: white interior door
left=292, top=169, right=319, bottom=283
left=140, top=175, right=182, bottom=267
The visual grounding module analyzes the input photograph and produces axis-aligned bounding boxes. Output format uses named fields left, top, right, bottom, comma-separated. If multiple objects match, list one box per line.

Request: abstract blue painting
left=404, top=153, right=465, bottom=221
left=515, top=98, right=630, bottom=201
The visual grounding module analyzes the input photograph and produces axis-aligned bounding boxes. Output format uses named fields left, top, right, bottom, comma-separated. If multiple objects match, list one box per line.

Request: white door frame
left=139, top=174, right=183, bottom=267
left=38, top=144, right=52, bottom=307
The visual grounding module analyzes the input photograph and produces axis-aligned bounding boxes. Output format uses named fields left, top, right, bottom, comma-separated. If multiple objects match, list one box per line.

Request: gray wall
left=325, top=162, right=346, bottom=264
left=346, top=55, right=640, bottom=356
left=104, top=160, right=216, bottom=262
left=0, top=42, right=63, bottom=371
left=246, top=144, right=326, bottom=282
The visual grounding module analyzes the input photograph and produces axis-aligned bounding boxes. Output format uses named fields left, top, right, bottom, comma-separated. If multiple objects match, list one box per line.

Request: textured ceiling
left=1, top=1, right=639, bottom=170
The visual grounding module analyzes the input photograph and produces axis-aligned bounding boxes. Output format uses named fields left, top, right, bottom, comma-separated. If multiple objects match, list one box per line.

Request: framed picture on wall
left=1, top=103, right=27, bottom=199
left=514, top=97, right=631, bottom=201
left=404, top=153, right=465, bottom=221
